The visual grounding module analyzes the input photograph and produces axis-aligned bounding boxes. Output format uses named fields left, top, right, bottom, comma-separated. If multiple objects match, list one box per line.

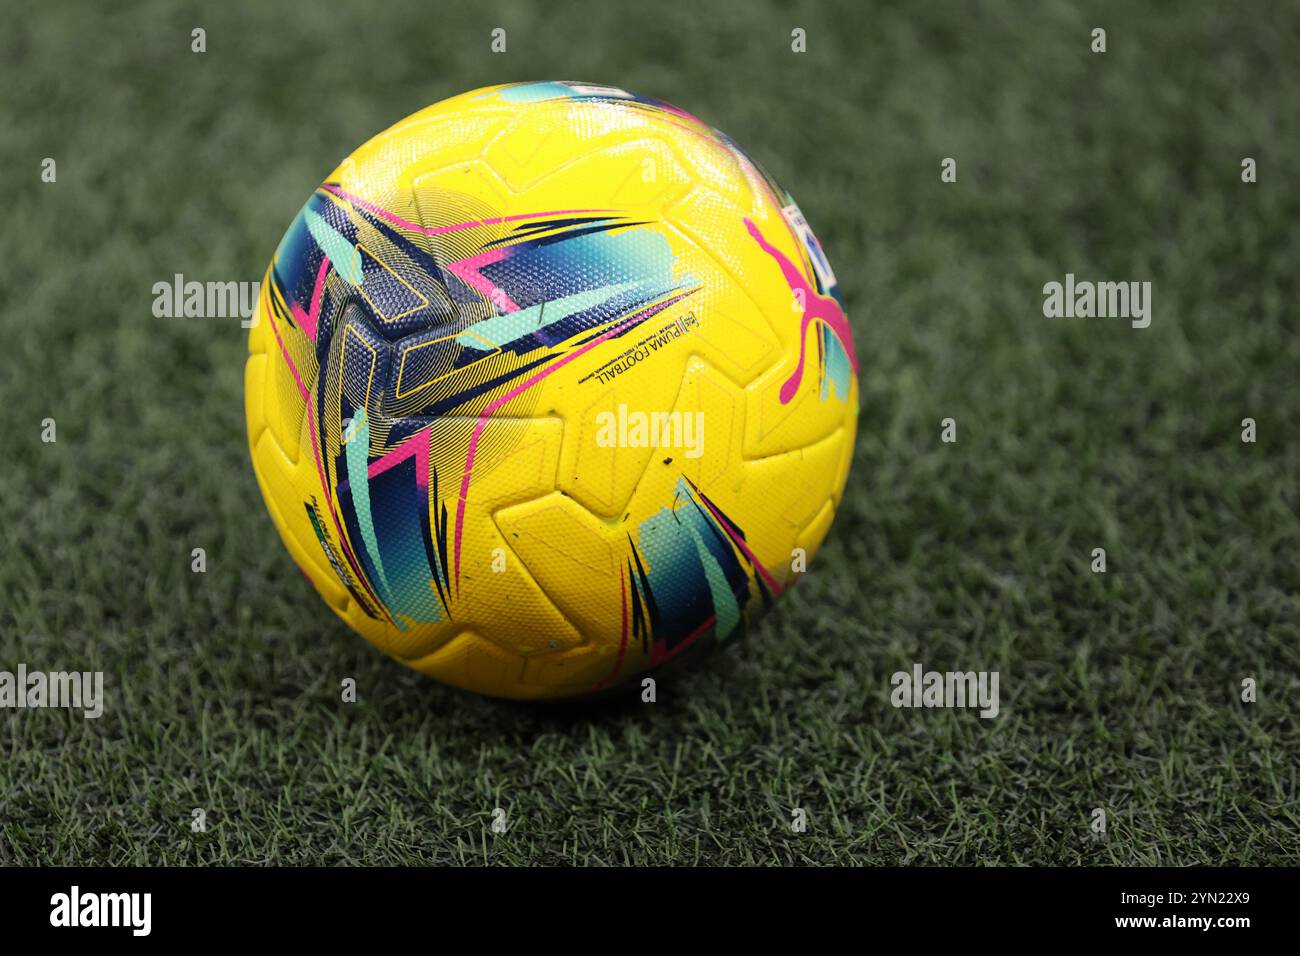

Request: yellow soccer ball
left=246, top=82, right=858, bottom=700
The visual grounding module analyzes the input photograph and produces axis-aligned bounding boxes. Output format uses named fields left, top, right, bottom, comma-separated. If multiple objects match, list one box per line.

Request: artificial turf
left=0, top=0, right=1296, bottom=865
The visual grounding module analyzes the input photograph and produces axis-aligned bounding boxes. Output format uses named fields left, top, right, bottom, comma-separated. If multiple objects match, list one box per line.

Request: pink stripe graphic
left=366, top=426, right=430, bottom=489
left=445, top=245, right=519, bottom=312
left=289, top=255, right=331, bottom=342
left=743, top=218, right=858, bottom=404
left=266, top=294, right=310, bottom=404
left=321, top=184, right=607, bottom=237
left=691, top=486, right=784, bottom=596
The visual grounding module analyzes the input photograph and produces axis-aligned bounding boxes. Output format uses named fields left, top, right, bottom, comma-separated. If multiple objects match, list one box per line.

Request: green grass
left=1, top=0, right=1297, bottom=865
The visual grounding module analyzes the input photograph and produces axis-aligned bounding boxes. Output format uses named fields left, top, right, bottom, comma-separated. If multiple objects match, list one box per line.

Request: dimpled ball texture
left=245, top=81, right=858, bottom=700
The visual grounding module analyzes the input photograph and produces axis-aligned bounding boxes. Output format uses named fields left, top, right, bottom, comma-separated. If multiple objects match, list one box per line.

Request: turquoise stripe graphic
left=685, top=518, right=742, bottom=640
left=305, top=209, right=363, bottom=285
left=344, top=414, right=394, bottom=614
left=821, top=326, right=852, bottom=402
left=455, top=280, right=644, bottom=350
